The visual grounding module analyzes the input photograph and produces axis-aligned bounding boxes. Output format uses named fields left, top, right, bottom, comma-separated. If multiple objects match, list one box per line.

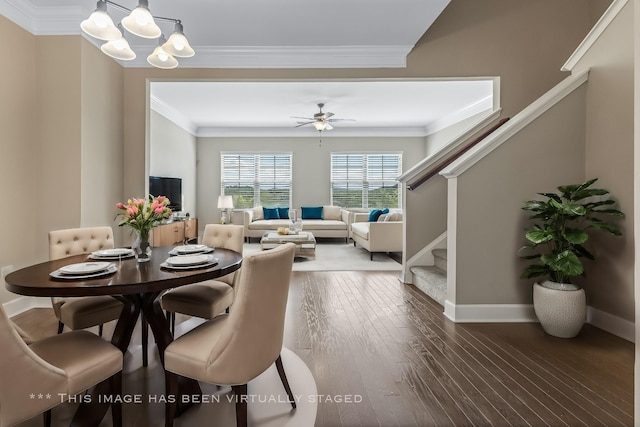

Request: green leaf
left=571, top=188, right=608, bottom=201
left=522, top=200, right=547, bottom=212
left=574, top=244, right=594, bottom=260
left=592, top=208, right=624, bottom=217
left=584, top=200, right=615, bottom=209
left=521, top=264, right=549, bottom=279
left=562, top=228, right=588, bottom=244
left=590, top=220, right=622, bottom=236
left=525, top=229, right=553, bottom=244
left=537, top=193, right=562, bottom=203
left=552, top=251, right=584, bottom=276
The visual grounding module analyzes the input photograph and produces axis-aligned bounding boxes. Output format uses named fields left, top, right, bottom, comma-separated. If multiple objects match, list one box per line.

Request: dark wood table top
left=5, top=246, right=243, bottom=297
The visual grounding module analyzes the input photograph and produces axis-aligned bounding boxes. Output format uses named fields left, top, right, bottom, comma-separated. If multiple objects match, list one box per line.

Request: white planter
left=533, top=281, right=586, bottom=338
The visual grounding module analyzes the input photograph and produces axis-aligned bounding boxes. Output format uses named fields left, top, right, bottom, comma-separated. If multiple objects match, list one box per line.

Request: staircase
left=410, top=249, right=447, bottom=306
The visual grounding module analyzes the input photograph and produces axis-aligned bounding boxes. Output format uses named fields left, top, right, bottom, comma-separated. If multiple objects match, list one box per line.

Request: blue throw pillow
left=369, top=209, right=383, bottom=222
left=277, top=207, right=289, bottom=219
left=382, top=208, right=390, bottom=214
left=263, top=207, right=280, bottom=220
left=301, top=206, right=323, bottom=219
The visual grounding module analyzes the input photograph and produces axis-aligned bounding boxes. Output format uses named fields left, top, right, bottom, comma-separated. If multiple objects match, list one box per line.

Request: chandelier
left=81, top=0, right=195, bottom=69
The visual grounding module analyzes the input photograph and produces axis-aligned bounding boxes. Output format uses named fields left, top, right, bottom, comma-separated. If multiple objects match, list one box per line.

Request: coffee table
left=260, top=231, right=316, bottom=258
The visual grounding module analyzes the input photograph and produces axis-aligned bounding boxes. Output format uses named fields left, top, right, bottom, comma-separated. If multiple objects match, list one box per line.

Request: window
left=331, top=153, right=402, bottom=208
left=221, top=153, right=292, bottom=208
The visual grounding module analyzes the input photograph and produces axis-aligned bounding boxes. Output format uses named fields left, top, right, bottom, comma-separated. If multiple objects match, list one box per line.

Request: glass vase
left=132, top=229, right=152, bottom=263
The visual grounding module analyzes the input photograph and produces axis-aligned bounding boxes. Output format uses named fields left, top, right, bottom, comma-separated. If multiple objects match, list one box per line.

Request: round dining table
left=5, top=245, right=242, bottom=427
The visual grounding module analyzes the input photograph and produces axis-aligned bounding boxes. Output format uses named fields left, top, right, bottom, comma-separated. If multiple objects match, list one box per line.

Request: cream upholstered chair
left=161, top=224, right=244, bottom=330
left=0, top=305, right=123, bottom=427
left=164, top=243, right=296, bottom=427
left=48, top=227, right=123, bottom=337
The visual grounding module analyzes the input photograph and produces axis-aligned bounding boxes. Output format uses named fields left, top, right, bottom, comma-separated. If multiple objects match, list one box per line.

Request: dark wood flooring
left=12, top=271, right=634, bottom=426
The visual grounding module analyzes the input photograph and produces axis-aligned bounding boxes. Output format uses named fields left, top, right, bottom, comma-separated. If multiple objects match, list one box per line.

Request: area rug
left=243, top=239, right=402, bottom=271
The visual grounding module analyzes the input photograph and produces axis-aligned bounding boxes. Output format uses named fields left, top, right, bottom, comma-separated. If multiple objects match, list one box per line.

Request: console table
left=151, top=218, right=197, bottom=247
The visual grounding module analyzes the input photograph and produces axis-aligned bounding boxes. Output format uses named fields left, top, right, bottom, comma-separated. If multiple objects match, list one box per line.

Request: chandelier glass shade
left=80, top=0, right=194, bottom=68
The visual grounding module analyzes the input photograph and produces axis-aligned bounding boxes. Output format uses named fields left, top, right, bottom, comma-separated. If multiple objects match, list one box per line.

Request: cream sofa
left=351, top=211, right=404, bottom=260
left=232, top=205, right=351, bottom=242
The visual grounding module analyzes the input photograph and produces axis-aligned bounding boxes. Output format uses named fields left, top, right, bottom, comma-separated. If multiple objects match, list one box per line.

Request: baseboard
left=587, top=306, right=635, bottom=343
left=444, top=301, right=634, bottom=343
left=3, top=296, right=51, bottom=318
left=443, top=300, right=537, bottom=323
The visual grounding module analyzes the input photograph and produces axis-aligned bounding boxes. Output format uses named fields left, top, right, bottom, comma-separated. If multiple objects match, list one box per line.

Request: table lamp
left=217, top=195, right=234, bottom=224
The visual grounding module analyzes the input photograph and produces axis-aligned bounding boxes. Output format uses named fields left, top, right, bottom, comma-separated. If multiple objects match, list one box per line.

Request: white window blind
left=330, top=153, right=402, bottom=208
left=221, top=153, right=292, bottom=209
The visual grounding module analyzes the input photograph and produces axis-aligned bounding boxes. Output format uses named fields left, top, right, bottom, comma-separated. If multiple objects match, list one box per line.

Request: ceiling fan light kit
left=294, top=103, right=354, bottom=133
left=81, top=0, right=194, bottom=68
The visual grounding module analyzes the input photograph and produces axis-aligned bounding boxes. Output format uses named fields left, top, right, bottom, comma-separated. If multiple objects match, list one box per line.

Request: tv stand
left=151, top=218, right=197, bottom=247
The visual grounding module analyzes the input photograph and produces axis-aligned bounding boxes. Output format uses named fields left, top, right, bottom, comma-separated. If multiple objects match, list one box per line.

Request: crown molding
left=195, top=126, right=429, bottom=138
left=120, top=45, right=413, bottom=69
left=423, top=96, right=493, bottom=136
left=150, top=96, right=198, bottom=136
left=0, top=0, right=82, bottom=35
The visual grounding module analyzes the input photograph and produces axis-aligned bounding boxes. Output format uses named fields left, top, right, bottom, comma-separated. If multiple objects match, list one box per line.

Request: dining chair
left=164, top=243, right=297, bottom=427
left=161, top=224, right=244, bottom=332
left=48, top=227, right=124, bottom=337
left=0, top=304, right=123, bottom=427
left=49, top=226, right=155, bottom=366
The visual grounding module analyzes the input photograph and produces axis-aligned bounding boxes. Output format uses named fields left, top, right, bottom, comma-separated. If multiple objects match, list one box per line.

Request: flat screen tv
left=149, top=176, right=182, bottom=212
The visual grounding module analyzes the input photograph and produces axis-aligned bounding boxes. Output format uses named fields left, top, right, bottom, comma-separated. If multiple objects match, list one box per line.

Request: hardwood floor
left=12, top=271, right=634, bottom=426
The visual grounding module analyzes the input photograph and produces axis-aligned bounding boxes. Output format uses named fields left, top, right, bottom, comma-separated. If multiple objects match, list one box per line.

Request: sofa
left=232, top=205, right=351, bottom=242
left=351, top=211, right=404, bottom=260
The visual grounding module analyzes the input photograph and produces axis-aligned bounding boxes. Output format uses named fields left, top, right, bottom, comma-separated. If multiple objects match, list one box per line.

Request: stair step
left=410, top=266, right=446, bottom=306
left=432, top=249, right=447, bottom=272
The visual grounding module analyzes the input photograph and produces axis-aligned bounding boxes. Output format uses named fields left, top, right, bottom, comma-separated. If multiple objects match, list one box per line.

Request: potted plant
left=519, top=178, right=623, bottom=338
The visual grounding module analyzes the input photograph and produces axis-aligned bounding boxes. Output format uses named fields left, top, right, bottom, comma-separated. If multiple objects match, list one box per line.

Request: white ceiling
left=2, top=0, right=451, bottom=68
left=150, top=79, right=495, bottom=137
left=3, top=0, right=498, bottom=136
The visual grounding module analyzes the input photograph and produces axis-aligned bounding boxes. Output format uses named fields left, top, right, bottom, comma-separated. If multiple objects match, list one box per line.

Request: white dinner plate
left=51, top=264, right=117, bottom=280
left=58, top=262, right=112, bottom=275
left=173, top=244, right=208, bottom=254
left=160, top=258, right=219, bottom=270
left=92, top=248, right=135, bottom=257
left=165, top=254, right=213, bottom=267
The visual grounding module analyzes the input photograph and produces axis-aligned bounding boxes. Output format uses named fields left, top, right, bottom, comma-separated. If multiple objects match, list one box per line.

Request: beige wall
left=455, top=84, right=587, bottom=304
left=80, top=39, right=124, bottom=235
left=0, top=16, right=38, bottom=303
left=571, top=2, right=634, bottom=321
left=150, top=110, right=197, bottom=215
left=35, top=35, right=82, bottom=263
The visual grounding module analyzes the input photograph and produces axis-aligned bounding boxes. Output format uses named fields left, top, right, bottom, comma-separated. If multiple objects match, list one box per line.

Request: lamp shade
left=217, top=195, right=234, bottom=209
left=313, top=121, right=328, bottom=131
left=147, top=44, right=178, bottom=69
left=80, top=1, right=121, bottom=41
left=163, top=22, right=195, bottom=57
left=122, top=0, right=162, bottom=39
left=101, top=36, right=136, bottom=60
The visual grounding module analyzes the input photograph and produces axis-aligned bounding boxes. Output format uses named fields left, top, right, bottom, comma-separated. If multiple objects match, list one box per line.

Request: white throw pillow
left=252, top=206, right=264, bottom=221
left=377, top=214, right=389, bottom=222
left=323, top=205, right=342, bottom=221
left=384, top=212, right=399, bottom=222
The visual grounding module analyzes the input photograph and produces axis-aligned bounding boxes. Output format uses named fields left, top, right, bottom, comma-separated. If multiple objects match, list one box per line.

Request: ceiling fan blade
left=327, top=118, right=356, bottom=122
left=291, top=116, right=314, bottom=120
left=325, top=112, right=335, bottom=119
left=295, top=121, right=314, bottom=127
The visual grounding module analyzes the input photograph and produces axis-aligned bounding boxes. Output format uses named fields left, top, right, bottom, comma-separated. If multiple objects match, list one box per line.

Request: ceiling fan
left=292, top=103, right=355, bottom=131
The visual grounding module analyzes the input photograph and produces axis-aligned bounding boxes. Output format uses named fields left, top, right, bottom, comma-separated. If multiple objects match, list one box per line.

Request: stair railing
left=406, top=117, right=510, bottom=190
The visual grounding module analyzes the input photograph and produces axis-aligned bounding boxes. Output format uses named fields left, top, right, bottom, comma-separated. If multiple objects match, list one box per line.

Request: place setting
left=50, top=261, right=118, bottom=280
left=88, top=247, right=136, bottom=260
left=161, top=254, right=219, bottom=270
left=168, top=244, right=214, bottom=256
